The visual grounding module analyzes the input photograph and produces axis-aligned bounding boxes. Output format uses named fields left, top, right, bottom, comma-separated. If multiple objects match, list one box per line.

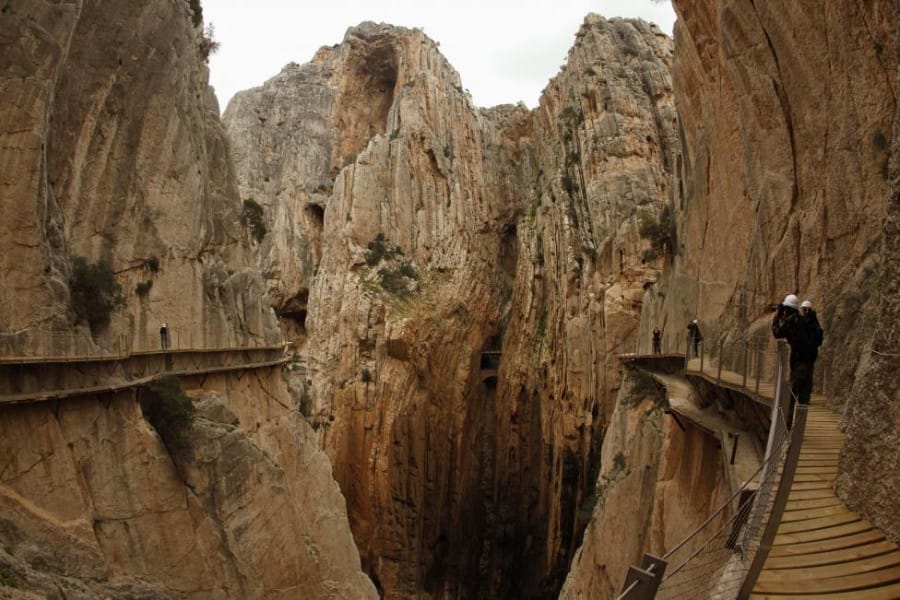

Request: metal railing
left=619, top=342, right=808, bottom=599
left=0, top=329, right=281, bottom=363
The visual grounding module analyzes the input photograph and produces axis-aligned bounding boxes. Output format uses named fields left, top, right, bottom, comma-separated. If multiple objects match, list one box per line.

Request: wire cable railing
left=0, top=329, right=283, bottom=363
left=618, top=342, right=807, bottom=599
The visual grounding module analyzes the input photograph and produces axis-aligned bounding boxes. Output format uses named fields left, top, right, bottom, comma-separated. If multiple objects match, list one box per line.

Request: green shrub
left=186, top=0, right=202, bottom=27
left=366, top=233, right=399, bottom=266
left=241, top=198, right=267, bottom=243
left=298, top=389, right=312, bottom=416
left=378, top=266, right=411, bottom=296
left=639, top=204, right=675, bottom=261
left=0, top=566, right=18, bottom=588
left=144, top=256, right=160, bottom=272
left=135, top=280, right=153, bottom=296
left=361, top=369, right=372, bottom=383
left=140, top=376, right=195, bottom=457
left=70, top=256, right=124, bottom=331
left=198, top=23, right=220, bottom=61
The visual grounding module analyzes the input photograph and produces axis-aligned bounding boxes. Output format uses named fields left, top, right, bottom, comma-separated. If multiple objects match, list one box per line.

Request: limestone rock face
left=836, top=33, right=900, bottom=540
left=0, top=372, right=376, bottom=598
left=0, top=1, right=373, bottom=597
left=226, top=16, right=677, bottom=598
left=632, top=0, right=899, bottom=553
left=641, top=0, right=895, bottom=396
left=0, top=0, right=280, bottom=352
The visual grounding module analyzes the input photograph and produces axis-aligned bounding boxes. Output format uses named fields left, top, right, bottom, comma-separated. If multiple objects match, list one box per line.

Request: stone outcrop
left=639, top=0, right=896, bottom=397
left=0, top=371, right=375, bottom=598
left=226, top=16, right=677, bottom=598
left=0, top=1, right=373, bottom=597
left=0, top=0, right=279, bottom=352
left=836, top=8, right=900, bottom=540
left=649, top=0, right=898, bottom=545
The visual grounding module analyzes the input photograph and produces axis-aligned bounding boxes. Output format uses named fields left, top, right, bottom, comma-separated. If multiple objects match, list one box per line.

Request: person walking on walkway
left=652, top=327, right=662, bottom=355
left=800, top=300, right=825, bottom=352
left=687, top=319, right=703, bottom=358
left=772, top=294, right=822, bottom=429
left=160, top=323, right=169, bottom=351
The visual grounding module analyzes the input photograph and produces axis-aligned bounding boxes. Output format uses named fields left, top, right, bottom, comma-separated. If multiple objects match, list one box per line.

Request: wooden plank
left=764, top=540, right=900, bottom=569
left=781, top=504, right=854, bottom=523
left=790, top=481, right=834, bottom=491
left=784, top=496, right=845, bottom=510
left=753, top=562, right=900, bottom=594
left=773, top=521, right=873, bottom=545
left=750, top=580, right=900, bottom=599
left=758, top=550, right=900, bottom=583
left=768, top=529, right=884, bottom=557
left=776, top=512, right=860, bottom=534
left=788, top=488, right=839, bottom=500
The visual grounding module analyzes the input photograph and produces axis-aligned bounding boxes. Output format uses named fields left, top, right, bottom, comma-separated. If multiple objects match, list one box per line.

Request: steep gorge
left=226, top=16, right=677, bottom=598
left=562, top=1, right=899, bottom=598
left=0, top=1, right=373, bottom=597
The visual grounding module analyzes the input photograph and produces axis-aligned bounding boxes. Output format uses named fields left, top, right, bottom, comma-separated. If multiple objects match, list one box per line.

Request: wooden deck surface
left=750, top=405, right=900, bottom=599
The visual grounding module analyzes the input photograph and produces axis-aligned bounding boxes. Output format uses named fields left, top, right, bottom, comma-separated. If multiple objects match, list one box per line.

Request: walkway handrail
left=0, top=329, right=283, bottom=363
left=619, top=342, right=803, bottom=600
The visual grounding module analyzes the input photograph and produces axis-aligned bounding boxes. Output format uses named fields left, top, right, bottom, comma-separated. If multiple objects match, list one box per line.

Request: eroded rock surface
left=226, top=16, right=677, bottom=598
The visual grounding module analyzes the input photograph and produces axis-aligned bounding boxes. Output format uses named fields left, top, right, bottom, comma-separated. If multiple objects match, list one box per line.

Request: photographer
left=772, top=294, right=822, bottom=428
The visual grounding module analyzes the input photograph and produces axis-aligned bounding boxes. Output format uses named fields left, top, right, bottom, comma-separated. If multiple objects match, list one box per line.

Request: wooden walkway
left=750, top=404, right=900, bottom=599
left=623, top=352, right=900, bottom=598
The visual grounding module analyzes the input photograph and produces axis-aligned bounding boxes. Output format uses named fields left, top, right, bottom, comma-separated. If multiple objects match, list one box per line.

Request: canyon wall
left=562, top=0, right=899, bottom=596
left=226, top=16, right=677, bottom=598
left=0, top=0, right=279, bottom=352
left=0, top=1, right=373, bottom=597
left=0, top=370, right=375, bottom=598
left=657, top=0, right=899, bottom=546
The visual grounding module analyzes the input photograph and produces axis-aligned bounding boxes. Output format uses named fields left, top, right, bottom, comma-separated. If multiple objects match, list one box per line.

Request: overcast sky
left=202, top=1, right=677, bottom=111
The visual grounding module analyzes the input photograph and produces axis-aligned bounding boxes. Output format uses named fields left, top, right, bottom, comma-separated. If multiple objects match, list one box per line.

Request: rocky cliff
left=225, top=16, right=676, bottom=598
left=0, top=372, right=375, bottom=598
left=0, top=1, right=373, bottom=597
left=0, top=0, right=278, bottom=351
left=561, top=1, right=899, bottom=596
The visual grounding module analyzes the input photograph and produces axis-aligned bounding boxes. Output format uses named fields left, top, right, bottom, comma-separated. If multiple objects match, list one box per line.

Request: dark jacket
left=804, top=310, right=825, bottom=361
left=772, top=307, right=821, bottom=366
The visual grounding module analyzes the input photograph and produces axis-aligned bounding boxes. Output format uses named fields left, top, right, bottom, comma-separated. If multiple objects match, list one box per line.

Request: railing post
left=742, top=340, right=749, bottom=390
left=699, top=340, right=704, bottom=374
left=618, top=554, right=666, bottom=600
left=755, top=344, right=762, bottom=398
left=716, top=339, right=723, bottom=385
left=764, top=342, right=789, bottom=464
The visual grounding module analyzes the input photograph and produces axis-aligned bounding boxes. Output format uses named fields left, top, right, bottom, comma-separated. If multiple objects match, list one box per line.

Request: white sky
left=202, top=1, right=677, bottom=111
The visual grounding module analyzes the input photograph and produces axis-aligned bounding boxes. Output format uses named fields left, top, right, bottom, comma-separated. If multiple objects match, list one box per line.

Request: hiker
left=772, top=294, right=823, bottom=429
left=800, top=300, right=825, bottom=355
left=652, top=327, right=662, bottom=355
left=160, top=323, right=169, bottom=351
left=687, top=319, right=703, bottom=358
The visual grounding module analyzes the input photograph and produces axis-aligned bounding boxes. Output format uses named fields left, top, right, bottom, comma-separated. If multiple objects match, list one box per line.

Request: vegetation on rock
left=140, top=376, right=196, bottom=458
left=69, top=256, right=125, bottom=332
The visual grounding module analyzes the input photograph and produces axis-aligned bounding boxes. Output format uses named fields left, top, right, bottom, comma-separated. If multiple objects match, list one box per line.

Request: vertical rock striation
left=0, top=0, right=279, bottom=350
left=1, top=1, right=374, bottom=597
left=226, top=16, right=677, bottom=598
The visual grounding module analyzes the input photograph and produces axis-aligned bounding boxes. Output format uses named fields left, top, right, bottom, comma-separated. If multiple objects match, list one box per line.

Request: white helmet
left=800, top=300, right=812, bottom=309
left=692, top=319, right=698, bottom=324
left=782, top=294, right=799, bottom=309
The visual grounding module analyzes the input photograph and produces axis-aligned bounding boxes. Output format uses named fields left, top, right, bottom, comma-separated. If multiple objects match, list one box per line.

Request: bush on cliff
left=639, top=204, right=675, bottom=262
left=140, top=376, right=195, bottom=458
left=69, top=256, right=125, bottom=332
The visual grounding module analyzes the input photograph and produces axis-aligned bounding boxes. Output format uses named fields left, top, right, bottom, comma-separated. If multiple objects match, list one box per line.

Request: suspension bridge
left=617, top=337, right=900, bottom=599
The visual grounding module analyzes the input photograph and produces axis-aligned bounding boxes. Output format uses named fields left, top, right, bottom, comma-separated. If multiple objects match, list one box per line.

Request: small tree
left=140, top=376, right=195, bottom=457
left=241, top=198, right=267, bottom=243
left=69, top=256, right=124, bottom=331
left=639, top=205, right=675, bottom=262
